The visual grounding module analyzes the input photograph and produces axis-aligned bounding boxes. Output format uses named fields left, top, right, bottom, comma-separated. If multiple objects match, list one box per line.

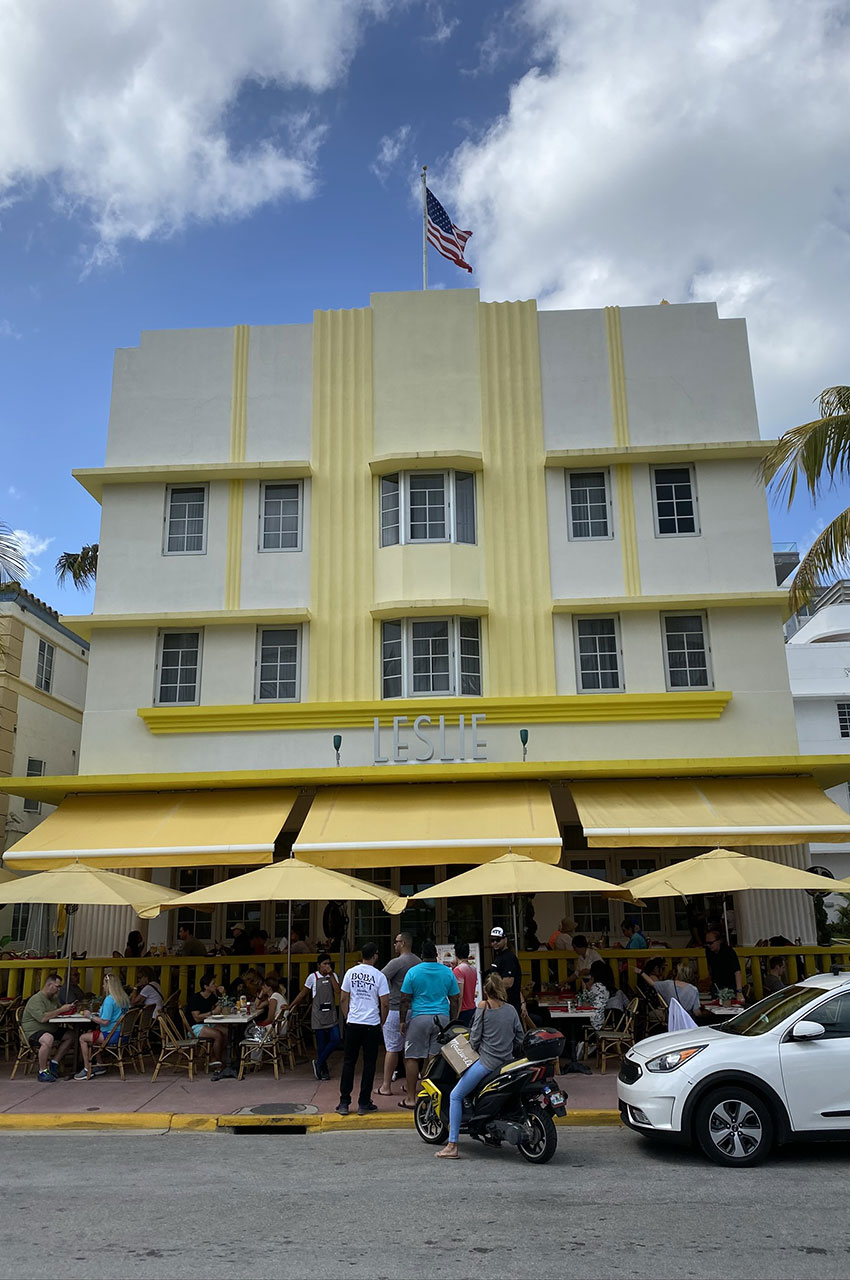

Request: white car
left=617, top=973, right=850, bottom=1166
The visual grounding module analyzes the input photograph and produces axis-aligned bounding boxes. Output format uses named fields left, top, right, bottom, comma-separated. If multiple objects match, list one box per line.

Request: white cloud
left=7, top=485, right=21, bottom=499
left=443, top=0, right=850, bottom=436
left=370, top=125, right=412, bottom=183
left=423, top=4, right=458, bottom=44
left=0, top=0, right=392, bottom=262
left=0, top=319, right=21, bottom=339
left=12, top=529, right=53, bottom=576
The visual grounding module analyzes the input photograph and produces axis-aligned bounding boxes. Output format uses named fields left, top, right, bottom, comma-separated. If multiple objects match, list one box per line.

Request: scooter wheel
left=414, top=1095, right=449, bottom=1145
left=517, top=1104, right=558, bottom=1164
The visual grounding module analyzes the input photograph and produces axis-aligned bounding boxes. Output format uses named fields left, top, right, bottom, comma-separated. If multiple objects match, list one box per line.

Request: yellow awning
left=570, top=776, right=850, bottom=847
left=3, top=789, right=299, bottom=870
left=293, top=783, right=562, bottom=869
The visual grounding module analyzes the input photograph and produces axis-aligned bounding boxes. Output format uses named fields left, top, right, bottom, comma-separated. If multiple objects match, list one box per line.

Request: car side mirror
left=791, top=1020, right=826, bottom=1041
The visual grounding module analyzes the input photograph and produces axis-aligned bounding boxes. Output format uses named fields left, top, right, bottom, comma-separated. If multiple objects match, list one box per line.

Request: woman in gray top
left=435, top=972, right=524, bottom=1159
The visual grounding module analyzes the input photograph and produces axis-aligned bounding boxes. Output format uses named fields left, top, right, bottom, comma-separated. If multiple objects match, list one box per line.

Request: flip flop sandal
left=398, top=1099, right=416, bottom=1109
left=375, top=1086, right=393, bottom=1096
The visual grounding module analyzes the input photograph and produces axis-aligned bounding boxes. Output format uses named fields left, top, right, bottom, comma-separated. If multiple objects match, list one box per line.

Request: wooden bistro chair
left=134, top=1004, right=156, bottom=1067
left=10, top=1006, right=38, bottom=1080
left=594, top=998, right=640, bottom=1074
left=87, top=1006, right=143, bottom=1081
left=237, top=1016, right=283, bottom=1081
left=0, top=998, right=22, bottom=1062
left=152, top=1008, right=206, bottom=1083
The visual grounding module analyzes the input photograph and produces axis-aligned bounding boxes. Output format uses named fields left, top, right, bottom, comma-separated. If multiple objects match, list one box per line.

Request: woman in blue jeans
left=435, top=972, right=524, bottom=1159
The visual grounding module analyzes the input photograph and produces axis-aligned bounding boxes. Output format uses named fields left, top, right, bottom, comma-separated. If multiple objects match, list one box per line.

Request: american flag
left=426, top=187, right=473, bottom=273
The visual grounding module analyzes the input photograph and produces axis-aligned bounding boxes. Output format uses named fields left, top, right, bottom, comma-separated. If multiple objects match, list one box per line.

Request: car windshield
left=717, top=985, right=832, bottom=1036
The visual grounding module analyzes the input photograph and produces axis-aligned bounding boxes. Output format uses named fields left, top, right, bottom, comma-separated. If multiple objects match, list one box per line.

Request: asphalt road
left=2, top=1127, right=849, bottom=1280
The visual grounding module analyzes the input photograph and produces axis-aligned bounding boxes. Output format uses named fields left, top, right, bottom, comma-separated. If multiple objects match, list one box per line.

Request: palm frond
left=0, top=522, right=29, bottom=583
left=761, top=389, right=850, bottom=506
left=55, top=543, right=98, bottom=590
left=787, top=510, right=850, bottom=612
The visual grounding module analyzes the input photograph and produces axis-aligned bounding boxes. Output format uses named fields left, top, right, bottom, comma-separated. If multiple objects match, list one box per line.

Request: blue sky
left=2, top=0, right=849, bottom=615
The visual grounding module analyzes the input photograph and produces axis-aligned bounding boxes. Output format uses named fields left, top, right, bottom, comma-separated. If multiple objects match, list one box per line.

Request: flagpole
left=421, top=165, right=428, bottom=291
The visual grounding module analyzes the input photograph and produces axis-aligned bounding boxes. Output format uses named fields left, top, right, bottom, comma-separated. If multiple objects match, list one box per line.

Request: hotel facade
left=6, top=289, right=850, bottom=954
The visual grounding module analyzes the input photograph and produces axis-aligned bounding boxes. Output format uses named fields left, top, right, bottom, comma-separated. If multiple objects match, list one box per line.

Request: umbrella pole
left=722, top=897, right=730, bottom=945
left=65, top=908, right=74, bottom=1002
left=286, top=898, right=292, bottom=1001
left=512, top=896, right=520, bottom=953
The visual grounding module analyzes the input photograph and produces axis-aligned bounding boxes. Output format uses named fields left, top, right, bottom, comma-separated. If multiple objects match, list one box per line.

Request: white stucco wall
left=539, top=309, right=613, bottom=451
left=245, top=323, right=313, bottom=462
left=238, top=480, right=311, bottom=612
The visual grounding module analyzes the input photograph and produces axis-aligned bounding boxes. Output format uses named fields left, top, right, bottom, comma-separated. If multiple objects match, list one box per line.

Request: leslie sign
left=374, top=713, right=486, bottom=764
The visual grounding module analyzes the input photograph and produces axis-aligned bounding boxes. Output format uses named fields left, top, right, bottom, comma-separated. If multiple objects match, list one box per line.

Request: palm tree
left=55, top=543, right=98, bottom=590
left=762, top=386, right=850, bottom=612
left=0, top=522, right=29, bottom=584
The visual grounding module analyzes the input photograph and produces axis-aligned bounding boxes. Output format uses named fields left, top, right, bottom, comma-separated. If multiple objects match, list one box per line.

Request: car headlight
left=645, top=1045, right=707, bottom=1073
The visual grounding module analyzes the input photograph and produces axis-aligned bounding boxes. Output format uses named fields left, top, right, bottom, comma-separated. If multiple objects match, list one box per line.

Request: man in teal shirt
left=622, top=918, right=648, bottom=948
left=398, top=940, right=460, bottom=1109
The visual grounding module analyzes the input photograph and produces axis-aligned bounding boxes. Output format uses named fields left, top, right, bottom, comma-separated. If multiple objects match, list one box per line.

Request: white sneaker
left=73, top=1069, right=90, bottom=1081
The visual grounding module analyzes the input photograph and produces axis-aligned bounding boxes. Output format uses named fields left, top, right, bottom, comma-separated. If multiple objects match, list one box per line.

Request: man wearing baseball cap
left=488, top=926, right=523, bottom=1014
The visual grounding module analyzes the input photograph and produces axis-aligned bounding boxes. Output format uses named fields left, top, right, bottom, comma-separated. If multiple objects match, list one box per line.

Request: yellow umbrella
left=170, top=857, right=407, bottom=915
left=615, top=848, right=850, bottom=898
left=0, top=868, right=18, bottom=885
left=410, top=852, right=631, bottom=900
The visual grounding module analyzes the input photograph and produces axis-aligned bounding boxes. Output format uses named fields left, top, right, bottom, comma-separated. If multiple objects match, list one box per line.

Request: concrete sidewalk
left=0, top=1059, right=619, bottom=1131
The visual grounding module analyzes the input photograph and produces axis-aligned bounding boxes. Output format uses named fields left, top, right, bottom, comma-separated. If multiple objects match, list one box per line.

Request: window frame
left=154, top=629, right=203, bottom=706
left=258, top=480, right=303, bottom=553
left=651, top=464, right=700, bottom=538
left=162, top=483, right=209, bottom=556
left=380, top=616, right=483, bottom=699
left=22, top=757, right=45, bottom=814
left=380, top=470, right=477, bottom=547
left=573, top=614, right=624, bottom=693
left=35, top=638, right=54, bottom=693
left=254, top=625, right=302, bottom=703
left=566, top=468, right=613, bottom=541
left=661, top=611, right=713, bottom=691
left=838, top=702, right=850, bottom=739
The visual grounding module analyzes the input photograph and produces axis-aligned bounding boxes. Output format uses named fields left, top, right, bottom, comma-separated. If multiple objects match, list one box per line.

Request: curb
left=0, top=1109, right=622, bottom=1134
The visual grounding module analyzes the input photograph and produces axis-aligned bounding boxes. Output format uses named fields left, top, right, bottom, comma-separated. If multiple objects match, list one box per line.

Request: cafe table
left=49, top=1013, right=94, bottom=1071
left=700, top=1003, right=741, bottom=1018
left=537, top=1003, right=594, bottom=1074
left=203, top=1012, right=250, bottom=1080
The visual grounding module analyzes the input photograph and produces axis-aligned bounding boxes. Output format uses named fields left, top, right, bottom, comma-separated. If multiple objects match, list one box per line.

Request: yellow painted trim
left=479, top=301, right=556, bottom=696
left=370, top=599, right=489, bottom=619
left=546, top=440, right=775, bottom=467
left=224, top=479, right=244, bottom=611
left=0, top=673, right=83, bottom=724
left=614, top=463, right=641, bottom=595
left=229, top=324, right=250, bottom=463
left=60, top=608, right=311, bottom=640
left=369, top=450, right=484, bottom=476
left=136, top=690, right=731, bottom=735
left=553, top=592, right=787, bottom=613
left=604, top=306, right=630, bottom=447
left=73, top=460, right=312, bottom=503
left=6, top=754, right=850, bottom=804
left=309, top=306, right=374, bottom=701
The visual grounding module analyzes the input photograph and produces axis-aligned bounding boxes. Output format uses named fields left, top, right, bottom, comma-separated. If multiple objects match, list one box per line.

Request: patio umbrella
left=165, top=856, right=408, bottom=995
left=409, top=851, right=634, bottom=952
left=615, top=847, right=850, bottom=941
left=0, top=861, right=187, bottom=994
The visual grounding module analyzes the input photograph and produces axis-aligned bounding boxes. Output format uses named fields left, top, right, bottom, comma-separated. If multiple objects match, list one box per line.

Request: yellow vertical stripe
left=478, top=300, right=556, bottom=696
left=224, top=325, right=250, bottom=611
left=605, top=306, right=640, bottom=594
left=309, top=307, right=374, bottom=701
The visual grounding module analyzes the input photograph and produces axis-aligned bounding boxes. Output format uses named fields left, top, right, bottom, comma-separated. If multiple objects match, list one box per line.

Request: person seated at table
left=636, top=955, right=666, bottom=1000
left=549, top=917, right=576, bottom=951
left=762, top=956, right=787, bottom=996
left=177, top=924, right=208, bottom=958
left=646, top=959, right=701, bottom=1016
left=250, top=978, right=287, bottom=1028
left=183, top=973, right=228, bottom=1065
left=704, top=931, right=743, bottom=1001
left=570, top=935, right=603, bottom=983
left=621, top=918, right=648, bottom=949
left=74, top=972, right=130, bottom=1080
left=227, top=967, right=262, bottom=1000
left=585, top=961, right=628, bottom=1016
left=124, top=930, right=145, bottom=959
left=228, top=924, right=252, bottom=955
left=289, top=927, right=311, bottom=954
left=22, top=973, right=76, bottom=1082
left=130, top=967, right=164, bottom=1017
left=581, top=960, right=618, bottom=1030
left=59, top=968, right=85, bottom=1006
left=249, top=929, right=269, bottom=956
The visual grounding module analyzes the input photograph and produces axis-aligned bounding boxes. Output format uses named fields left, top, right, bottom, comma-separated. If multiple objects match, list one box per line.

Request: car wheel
left=694, top=1087, right=774, bottom=1167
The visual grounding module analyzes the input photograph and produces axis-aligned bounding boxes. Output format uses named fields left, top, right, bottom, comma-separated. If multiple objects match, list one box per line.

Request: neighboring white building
left=6, top=291, right=850, bottom=954
left=0, top=583, right=88, bottom=944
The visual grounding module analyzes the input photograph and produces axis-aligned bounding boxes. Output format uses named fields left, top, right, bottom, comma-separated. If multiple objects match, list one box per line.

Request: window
left=568, top=859, right=611, bottom=936
left=567, top=470, right=611, bottom=539
left=164, top=485, right=207, bottom=554
left=381, top=617, right=482, bottom=698
left=176, top=868, right=215, bottom=941
left=22, top=758, right=45, bottom=814
left=380, top=471, right=476, bottom=546
left=35, top=639, right=54, bottom=692
left=260, top=482, right=301, bottom=551
left=255, top=627, right=300, bottom=701
left=9, top=905, right=30, bottom=943
left=653, top=466, right=698, bottom=536
left=838, top=703, right=850, bottom=739
left=156, top=631, right=202, bottom=704
left=618, top=858, right=662, bottom=936
left=575, top=617, right=622, bottom=691
left=663, top=614, right=711, bottom=689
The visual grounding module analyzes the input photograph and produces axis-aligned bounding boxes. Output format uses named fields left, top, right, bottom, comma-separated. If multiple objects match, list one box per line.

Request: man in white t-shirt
left=337, top=943, right=390, bottom=1117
